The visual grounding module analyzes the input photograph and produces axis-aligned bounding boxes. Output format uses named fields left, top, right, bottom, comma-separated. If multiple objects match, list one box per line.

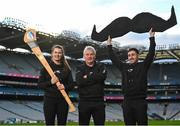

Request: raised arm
left=144, top=28, right=156, bottom=68
left=107, top=36, right=124, bottom=71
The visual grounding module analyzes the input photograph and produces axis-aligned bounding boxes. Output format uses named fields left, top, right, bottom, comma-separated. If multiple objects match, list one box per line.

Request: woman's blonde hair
left=51, top=45, right=71, bottom=72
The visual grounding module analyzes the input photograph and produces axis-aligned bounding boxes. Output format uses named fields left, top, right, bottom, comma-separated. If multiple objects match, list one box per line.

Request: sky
left=0, top=0, right=180, bottom=47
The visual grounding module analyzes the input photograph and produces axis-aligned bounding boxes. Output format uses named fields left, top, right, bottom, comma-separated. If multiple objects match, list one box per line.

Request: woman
left=38, top=45, right=74, bottom=125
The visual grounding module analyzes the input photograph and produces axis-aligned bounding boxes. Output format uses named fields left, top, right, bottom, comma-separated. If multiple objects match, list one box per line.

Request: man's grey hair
left=83, top=46, right=96, bottom=55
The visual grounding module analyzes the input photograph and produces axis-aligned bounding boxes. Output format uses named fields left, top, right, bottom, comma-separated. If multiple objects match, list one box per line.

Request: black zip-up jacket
left=108, top=37, right=156, bottom=100
left=76, top=62, right=107, bottom=101
left=38, top=61, right=74, bottom=99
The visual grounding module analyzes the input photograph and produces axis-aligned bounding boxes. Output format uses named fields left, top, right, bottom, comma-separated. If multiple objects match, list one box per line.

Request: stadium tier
left=0, top=50, right=180, bottom=102
left=0, top=50, right=179, bottom=86
left=0, top=19, right=180, bottom=103
left=0, top=100, right=179, bottom=123
left=0, top=17, right=180, bottom=123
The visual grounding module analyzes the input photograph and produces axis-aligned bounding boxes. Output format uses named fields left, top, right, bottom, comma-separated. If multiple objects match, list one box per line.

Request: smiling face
left=128, top=50, right=139, bottom=64
left=51, top=47, right=63, bottom=64
left=84, top=49, right=96, bottom=66
left=83, top=46, right=96, bottom=66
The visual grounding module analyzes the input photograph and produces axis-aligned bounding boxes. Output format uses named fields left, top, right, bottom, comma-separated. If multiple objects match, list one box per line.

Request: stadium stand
left=148, top=62, right=180, bottom=85
left=0, top=100, right=179, bottom=123
left=0, top=50, right=40, bottom=75
left=0, top=17, right=179, bottom=123
left=148, top=103, right=180, bottom=120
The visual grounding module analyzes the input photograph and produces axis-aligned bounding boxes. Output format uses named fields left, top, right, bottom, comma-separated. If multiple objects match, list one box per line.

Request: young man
left=107, top=28, right=156, bottom=125
left=76, top=46, right=107, bottom=125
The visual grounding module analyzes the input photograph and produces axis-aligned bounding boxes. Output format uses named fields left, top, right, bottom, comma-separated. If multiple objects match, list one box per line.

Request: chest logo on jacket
left=54, top=70, right=61, bottom=74
left=127, top=68, right=133, bottom=72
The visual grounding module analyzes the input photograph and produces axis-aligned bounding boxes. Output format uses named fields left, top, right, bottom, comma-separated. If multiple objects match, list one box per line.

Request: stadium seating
left=148, top=63, right=180, bottom=85
left=0, top=100, right=179, bottom=122
left=1, top=50, right=180, bottom=86
left=0, top=51, right=40, bottom=76
left=148, top=103, right=180, bottom=120
left=0, top=50, right=180, bottom=123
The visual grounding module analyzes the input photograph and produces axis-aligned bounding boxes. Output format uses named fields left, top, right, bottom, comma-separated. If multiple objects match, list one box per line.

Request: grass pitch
left=0, top=120, right=180, bottom=125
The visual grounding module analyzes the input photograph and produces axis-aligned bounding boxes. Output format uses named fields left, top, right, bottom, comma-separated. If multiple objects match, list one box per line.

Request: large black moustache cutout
left=91, top=6, right=177, bottom=42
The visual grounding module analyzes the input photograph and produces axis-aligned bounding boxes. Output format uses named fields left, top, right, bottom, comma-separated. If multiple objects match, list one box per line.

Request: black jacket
left=108, top=37, right=156, bottom=100
left=38, top=61, right=74, bottom=99
left=76, top=62, right=107, bottom=101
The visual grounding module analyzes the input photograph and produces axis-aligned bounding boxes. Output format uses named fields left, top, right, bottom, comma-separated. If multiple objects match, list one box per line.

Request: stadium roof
left=0, top=17, right=180, bottom=62
left=0, top=18, right=127, bottom=61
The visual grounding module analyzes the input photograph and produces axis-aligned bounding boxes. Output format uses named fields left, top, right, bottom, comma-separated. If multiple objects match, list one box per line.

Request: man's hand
left=107, top=35, right=112, bottom=45
left=149, top=28, right=155, bottom=37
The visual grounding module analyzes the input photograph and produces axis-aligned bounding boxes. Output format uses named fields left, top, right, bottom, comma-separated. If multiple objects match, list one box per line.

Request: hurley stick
left=24, top=29, right=76, bottom=112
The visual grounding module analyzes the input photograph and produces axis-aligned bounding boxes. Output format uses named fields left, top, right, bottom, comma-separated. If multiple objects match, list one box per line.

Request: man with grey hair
left=76, top=46, right=107, bottom=125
